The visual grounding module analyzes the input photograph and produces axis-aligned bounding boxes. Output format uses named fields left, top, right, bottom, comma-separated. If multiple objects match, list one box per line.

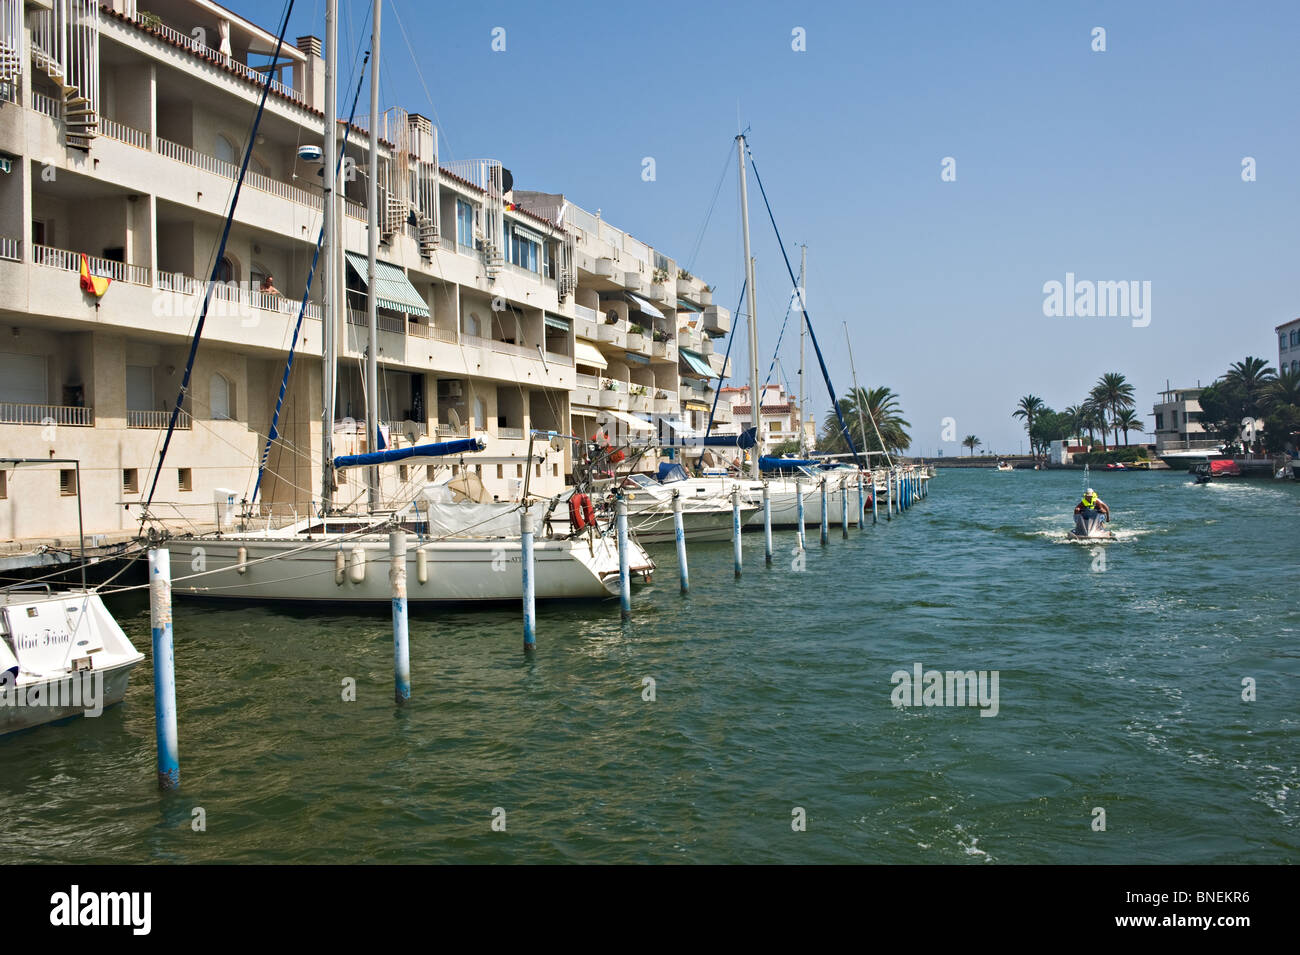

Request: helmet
left=1085, top=488, right=1095, bottom=496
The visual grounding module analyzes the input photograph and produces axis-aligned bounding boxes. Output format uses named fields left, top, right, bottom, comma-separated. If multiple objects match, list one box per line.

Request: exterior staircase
left=415, top=211, right=437, bottom=260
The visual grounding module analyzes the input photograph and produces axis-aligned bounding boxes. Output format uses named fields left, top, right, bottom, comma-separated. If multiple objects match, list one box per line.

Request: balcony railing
left=33, top=244, right=151, bottom=286
left=347, top=309, right=406, bottom=335
left=156, top=271, right=321, bottom=321
left=408, top=323, right=457, bottom=343
left=31, top=89, right=60, bottom=120
left=435, top=423, right=468, bottom=437
left=157, top=138, right=323, bottom=210
left=99, top=116, right=149, bottom=150
left=461, top=333, right=542, bottom=361
left=0, top=236, right=20, bottom=262
left=497, top=426, right=525, bottom=440
left=128, top=409, right=192, bottom=429
left=575, top=373, right=600, bottom=390
left=129, top=13, right=305, bottom=106
left=0, top=402, right=93, bottom=427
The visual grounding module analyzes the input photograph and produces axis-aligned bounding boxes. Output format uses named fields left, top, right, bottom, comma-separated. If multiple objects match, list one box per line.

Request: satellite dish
left=606, top=310, right=619, bottom=324
left=1241, top=417, right=1256, bottom=442
left=447, top=408, right=462, bottom=431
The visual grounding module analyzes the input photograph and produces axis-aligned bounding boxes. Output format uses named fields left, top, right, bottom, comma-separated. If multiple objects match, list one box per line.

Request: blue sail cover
left=334, top=437, right=484, bottom=470
left=657, top=462, right=689, bottom=483
left=759, top=456, right=818, bottom=472
left=702, top=427, right=757, bottom=449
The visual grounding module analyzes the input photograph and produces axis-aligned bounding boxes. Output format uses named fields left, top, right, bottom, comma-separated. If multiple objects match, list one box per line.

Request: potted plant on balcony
left=627, top=324, right=648, bottom=349
left=700, top=285, right=714, bottom=306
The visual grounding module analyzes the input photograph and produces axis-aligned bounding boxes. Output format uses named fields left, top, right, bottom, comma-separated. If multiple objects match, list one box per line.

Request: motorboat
left=1, top=586, right=145, bottom=735
left=996, top=461, right=1014, bottom=471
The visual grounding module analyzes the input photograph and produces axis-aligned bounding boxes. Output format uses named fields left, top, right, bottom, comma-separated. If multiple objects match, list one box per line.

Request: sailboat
left=144, top=0, right=650, bottom=604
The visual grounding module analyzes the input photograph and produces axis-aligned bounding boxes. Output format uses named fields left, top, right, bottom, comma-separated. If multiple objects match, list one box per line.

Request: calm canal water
left=2, top=468, right=1296, bottom=863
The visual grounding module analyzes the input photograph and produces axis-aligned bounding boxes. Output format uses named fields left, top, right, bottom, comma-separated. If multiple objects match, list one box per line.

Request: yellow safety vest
left=1079, top=496, right=1099, bottom=510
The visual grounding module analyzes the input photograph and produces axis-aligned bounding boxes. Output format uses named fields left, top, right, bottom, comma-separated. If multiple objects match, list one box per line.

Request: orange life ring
left=569, top=494, right=587, bottom=531
left=581, top=495, right=596, bottom=528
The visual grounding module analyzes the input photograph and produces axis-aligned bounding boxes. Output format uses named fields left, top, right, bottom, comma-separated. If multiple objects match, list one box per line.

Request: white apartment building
left=712, top=383, right=806, bottom=447
left=0, top=0, right=729, bottom=543
left=1277, top=317, right=1300, bottom=377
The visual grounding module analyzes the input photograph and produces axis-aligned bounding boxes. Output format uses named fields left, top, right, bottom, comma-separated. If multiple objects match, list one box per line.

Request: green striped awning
left=679, top=347, right=714, bottom=378
left=344, top=252, right=430, bottom=318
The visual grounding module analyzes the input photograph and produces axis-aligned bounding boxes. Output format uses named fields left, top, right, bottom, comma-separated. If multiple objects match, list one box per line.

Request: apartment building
left=1151, top=386, right=1217, bottom=453
left=712, top=383, right=806, bottom=447
left=0, top=0, right=729, bottom=542
left=1277, top=317, right=1300, bottom=377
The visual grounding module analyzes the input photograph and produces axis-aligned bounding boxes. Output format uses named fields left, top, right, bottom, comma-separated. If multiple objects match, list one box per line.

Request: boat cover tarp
left=657, top=462, right=689, bottom=483
left=702, top=427, right=757, bottom=449
left=1209, top=459, right=1241, bottom=475
left=414, top=500, right=521, bottom=539
left=334, top=437, right=483, bottom=470
left=759, top=456, right=819, bottom=472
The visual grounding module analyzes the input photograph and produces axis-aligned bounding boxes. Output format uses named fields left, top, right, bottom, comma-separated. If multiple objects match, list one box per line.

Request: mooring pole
left=857, top=474, right=865, bottom=532
left=520, top=510, right=536, bottom=651
left=762, top=483, right=773, bottom=565
left=672, top=492, right=689, bottom=593
left=887, top=470, right=893, bottom=520
left=796, top=476, right=806, bottom=550
left=872, top=469, right=879, bottom=524
left=840, top=477, right=849, bottom=539
left=148, top=548, right=180, bottom=791
left=616, top=496, right=631, bottom=617
left=732, top=486, right=743, bottom=577
left=819, top=477, right=829, bottom=546
left=390, top=529, right=410, bottom=702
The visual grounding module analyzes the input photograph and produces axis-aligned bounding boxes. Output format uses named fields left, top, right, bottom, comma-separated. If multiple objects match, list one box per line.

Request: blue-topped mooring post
left=520, top=510, right=536, bottom=651
left=871, top=470, right=878, bottom=524
left=886, top=470, right=893, bottom=519
left=820, top=477, right=829, bottom=546
left=796, top=477, right=806, bottom=550
left=616, top=496, right=631, bottom=617
left=731, top=486, right=743, bottom=577
left=762, top=483, right=773, bottom=564
left=390, top=529, right=411, bottom=702
left=672, top=492, right=689, bottom=593
left=840, top=477, right=849, bottom=539
left=148, top=548, right=179, bottom=791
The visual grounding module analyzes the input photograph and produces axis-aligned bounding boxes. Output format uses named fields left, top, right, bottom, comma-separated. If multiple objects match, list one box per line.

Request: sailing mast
left=320, top=0, right=338, bottom=513
left=365, top=0, right=382, bottom=510
left=736, top=133, right=761, bottom=480
left=846, top=321, right=890, bottom=467
left=798, top=244, right=807, bottom=457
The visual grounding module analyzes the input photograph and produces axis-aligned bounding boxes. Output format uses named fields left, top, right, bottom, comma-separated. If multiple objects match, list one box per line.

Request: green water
left=2, top=469, right=1296, bottom=863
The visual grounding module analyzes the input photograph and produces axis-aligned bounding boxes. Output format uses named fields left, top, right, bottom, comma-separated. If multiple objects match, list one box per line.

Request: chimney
left=294, top=36, right=324, bottom=111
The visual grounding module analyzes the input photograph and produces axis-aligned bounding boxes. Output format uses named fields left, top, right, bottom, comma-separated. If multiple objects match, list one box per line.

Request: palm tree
left=1062, top=404, right=1087, bottom=443
left=1012, top=395, right=1045, bottom=458
left=1225, top=356, right=1278, bottom=414
left=1086, top=388, right=1112, bottom=449
left=1264, top=368, right=1300, bottom=410
left=1113, top=407, right=1142, bottom=445
left=1094, top=372, right=1136, bottom=435
left=819, top=386, right=911, bottom=455
left=962, top=435, right=981, bottom=456
left=1081, top=400, right=1106, bottom=449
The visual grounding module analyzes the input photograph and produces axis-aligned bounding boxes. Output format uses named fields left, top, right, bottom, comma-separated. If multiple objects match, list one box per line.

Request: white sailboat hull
left=169, top=533, right=652, bottom=604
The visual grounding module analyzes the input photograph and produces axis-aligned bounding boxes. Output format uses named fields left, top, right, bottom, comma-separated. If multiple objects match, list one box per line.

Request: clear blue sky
left=233, top=0, right=1299, bottom=454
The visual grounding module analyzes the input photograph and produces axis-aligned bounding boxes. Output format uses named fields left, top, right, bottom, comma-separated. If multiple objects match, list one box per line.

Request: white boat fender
left=349, top=545, right=366, bottom=584
left=334, top=550, right=346, bottom=586
left=236, top=545, right=248, bottom=575
left=416, top=547, right=428, bottom=585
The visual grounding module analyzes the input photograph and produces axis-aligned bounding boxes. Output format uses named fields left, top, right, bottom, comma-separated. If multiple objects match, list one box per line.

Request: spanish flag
left=79, top=254, right=111, bottom=298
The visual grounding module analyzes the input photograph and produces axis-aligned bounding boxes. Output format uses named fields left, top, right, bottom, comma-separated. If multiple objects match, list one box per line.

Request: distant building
left=1277, top=318, right=1300, bottom=376
left=713, top=383, right=805, bottom=446
left=1151, top=387, right=1222, bottom=463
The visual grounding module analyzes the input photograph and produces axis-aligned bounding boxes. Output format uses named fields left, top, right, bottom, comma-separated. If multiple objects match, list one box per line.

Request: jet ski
left=1068, top=510, right=1115, bottom=541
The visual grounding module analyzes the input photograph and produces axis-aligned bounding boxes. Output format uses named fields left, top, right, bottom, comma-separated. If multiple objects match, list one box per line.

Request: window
left=123, top=469, right=138, bottom=494
left=31, top=219, right=47, bottom=246
left=0, top=471, right=6, bottom=499
left=210, top=373, right=232, bottom=420
left=126, top=364, right=154, bottom=413
left=474, top=395, right=487, bottom=431
left=178, top=468, right=192, bottom=492
left=217, top=256, right=236, bottom=283
left=475, top=464, right=482, bottom=477
left=508, top=225, right=539, bottom=272
left=465, top=311, right=481, bottom=338
left=60, top=469, right=77, bottom=496
left=496, top=464, right=503, bottom=479
left=1283, top=334, right=1290, bottom=351
left=553, top=463, right=559, bottom=477
left=399, top=465, right=409, bottom=482
left=426, top=465, right=436, bottom=481
left=1292, top=329, right=1300, bottom=346
left=456, top=199, right=474, bottom=248
left=215, top=134, right=239, bottom=166
left=534, top=463, right=540, bottom=478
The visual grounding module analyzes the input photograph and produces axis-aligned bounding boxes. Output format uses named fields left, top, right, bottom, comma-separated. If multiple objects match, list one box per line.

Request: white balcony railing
left=31, top=89, right=60, bottom=119
left=127, top=409, right=192, bottom=429
left=33, top=244, right=151, bottom=286
left=347, top=309, right=406, bottom=335
left=408, top=323, right=457, bottom=343
left=575, top=373, right=600, bottom=390
left=0, top=236, right=20, bottom=262
left=0, top=402, right=93, bottom=426
left=435, top=423, right=468, bottom=437
left=497, top=426, right=525, bottom=440
left=157, top=138, right=323, bottom=210
left=155, top=271, right=322, bottom=321
left=99, top=116, right=148, bottom=150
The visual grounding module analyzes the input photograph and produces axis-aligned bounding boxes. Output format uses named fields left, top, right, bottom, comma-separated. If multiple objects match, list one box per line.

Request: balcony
left=626, top=327, right=649, bottom=352
left=158, top=271, right=321, bottom=321
left=702, top=305, right=731, bottom=335
left=652, top=339, right=676, bottom=361
left=157, top=138, right=323, bottom=210
left=627, top=393, right=652, bottom=413
left=0, top=403, right=94, bottom=427
left=128, top=409, right=193, bottom=429
left=596, top=321, right=627, bottom=349
left=497, top=426, right=525, bottom=440
left=34, top=244, right=151, bottom=286
left=653, top=397, right=676, bottom=415
left=573, top=304, right=599, bottom=340
left=409, top=322, right=458, bottom=343
left=436, top=422, right=468, bottom=438
left=347, top=309, right=407, bottom=335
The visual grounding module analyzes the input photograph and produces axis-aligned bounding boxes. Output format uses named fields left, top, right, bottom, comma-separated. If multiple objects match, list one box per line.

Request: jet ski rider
left=1073, top=488, right=1110, bottom=532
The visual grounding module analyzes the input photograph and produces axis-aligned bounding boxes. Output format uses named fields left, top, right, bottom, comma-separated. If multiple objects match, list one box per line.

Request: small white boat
left=1, top=587, right=144, bottom=735
left=996, top=461, right=1014, bottom=472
